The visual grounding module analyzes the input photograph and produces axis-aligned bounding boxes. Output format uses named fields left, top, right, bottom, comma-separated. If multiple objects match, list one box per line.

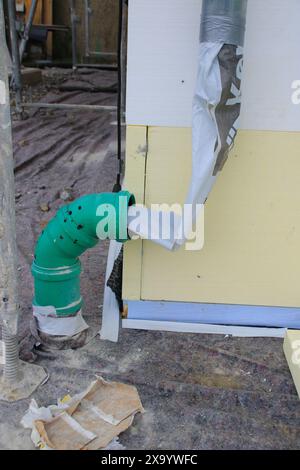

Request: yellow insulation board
left=123, top=126, right=300, bottom=308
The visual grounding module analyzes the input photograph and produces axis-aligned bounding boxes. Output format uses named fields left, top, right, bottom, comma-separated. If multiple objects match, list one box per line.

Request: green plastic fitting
left=31, top=191, right=135, bottom=317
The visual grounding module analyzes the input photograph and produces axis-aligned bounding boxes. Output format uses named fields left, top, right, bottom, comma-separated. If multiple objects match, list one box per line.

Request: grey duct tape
left=200, top=0, right=247, bottom=46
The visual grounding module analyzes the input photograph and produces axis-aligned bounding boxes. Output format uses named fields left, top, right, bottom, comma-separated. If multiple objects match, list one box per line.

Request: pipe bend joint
left=32, top=191, right=135, bottom=317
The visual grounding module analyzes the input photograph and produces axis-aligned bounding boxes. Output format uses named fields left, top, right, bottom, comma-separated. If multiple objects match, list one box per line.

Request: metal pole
left=0, top=2, right=47, bottom=400
left=120, top=0, right=127, bottom=122
left=0, top=0, right=20, bottom=380
left=19, top=0, right=39, bottom=62
left=84, top=0, right=90, bottom=57
left=70, top=0, right=78, bottom=69
left=113, top=0, right=124, bottom=192
left=7, top=0, right=22, bottom=114
left=22, top=102, right=117, bottom=111
left=74, top=63, right=117, bottom=70
left=85, top=51, right=118, bottom=58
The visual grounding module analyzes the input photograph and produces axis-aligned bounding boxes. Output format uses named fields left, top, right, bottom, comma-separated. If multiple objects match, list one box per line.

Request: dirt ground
left=0, top=69, right=299, bottom=450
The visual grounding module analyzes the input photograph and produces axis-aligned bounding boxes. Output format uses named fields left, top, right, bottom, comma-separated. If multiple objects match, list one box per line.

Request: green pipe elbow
left=32, top=191, right=135, bottom=317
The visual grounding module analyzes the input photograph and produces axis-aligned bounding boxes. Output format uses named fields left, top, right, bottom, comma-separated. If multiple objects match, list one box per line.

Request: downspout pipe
left=200, top=0, right=247, bottom=47
left=32, top=191, right=135, bottom=320
left=169, top=0, right=248, bottom=250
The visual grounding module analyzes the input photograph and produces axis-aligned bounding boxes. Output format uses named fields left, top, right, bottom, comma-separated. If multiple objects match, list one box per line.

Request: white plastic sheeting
left=126, top=41, right=244, bottom=250
left=175, top=42, right=244, bottom=248
left=100, top=240, right=123, bottom=342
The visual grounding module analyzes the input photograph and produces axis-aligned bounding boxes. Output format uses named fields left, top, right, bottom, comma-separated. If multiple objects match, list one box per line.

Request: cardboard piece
left=22, top=377, right=144, bottom=450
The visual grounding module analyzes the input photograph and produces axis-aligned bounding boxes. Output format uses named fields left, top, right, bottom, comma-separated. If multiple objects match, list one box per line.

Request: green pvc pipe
left=32, top=191, right=135, bottom=317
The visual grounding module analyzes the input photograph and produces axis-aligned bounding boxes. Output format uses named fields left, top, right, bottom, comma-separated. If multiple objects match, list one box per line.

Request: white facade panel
left=126, top=0, right=300, bottom=131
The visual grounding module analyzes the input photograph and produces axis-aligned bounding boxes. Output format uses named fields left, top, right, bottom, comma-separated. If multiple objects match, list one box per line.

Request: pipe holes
left=78, top=206, right=82, bottom=210
left=68, top=210, right=72, bottom=215
left=73, top=239, right=78, bottom=244
left=64, top=219, right=67, bottom=223
left=59, top=235, right=64, bottom=240
left=77, top=224, right=83, bottom=230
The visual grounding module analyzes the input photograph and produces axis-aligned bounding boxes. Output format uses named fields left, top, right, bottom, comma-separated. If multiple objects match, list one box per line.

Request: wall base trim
left=122, top=319, right=286, bottom=338
left=125, top=299, right=300, bottom=329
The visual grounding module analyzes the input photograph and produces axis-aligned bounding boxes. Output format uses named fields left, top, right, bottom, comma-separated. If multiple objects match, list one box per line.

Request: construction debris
left=21, top=377, right=144, bottom=450
left=59, top=187, right=74, bottom=202
left=39, top=202, right=50, bottom=212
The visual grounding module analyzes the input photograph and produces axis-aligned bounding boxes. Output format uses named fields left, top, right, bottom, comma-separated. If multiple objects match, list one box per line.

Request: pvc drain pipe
left=32, top=191, right=135, bottom=324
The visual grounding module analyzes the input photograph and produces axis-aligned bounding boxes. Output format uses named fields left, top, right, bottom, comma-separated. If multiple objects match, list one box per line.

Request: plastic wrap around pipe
left=200, top=0, right=248, bottom=46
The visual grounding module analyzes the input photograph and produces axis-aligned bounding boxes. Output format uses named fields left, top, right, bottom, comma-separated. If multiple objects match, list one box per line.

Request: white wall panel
left=126, top=0, right=300, bottom=131
left=126, top=0, right=201, bottom=127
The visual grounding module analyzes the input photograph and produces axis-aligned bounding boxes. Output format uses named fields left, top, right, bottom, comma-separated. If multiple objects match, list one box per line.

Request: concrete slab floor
left=0, top=69, right=299, bottom=450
